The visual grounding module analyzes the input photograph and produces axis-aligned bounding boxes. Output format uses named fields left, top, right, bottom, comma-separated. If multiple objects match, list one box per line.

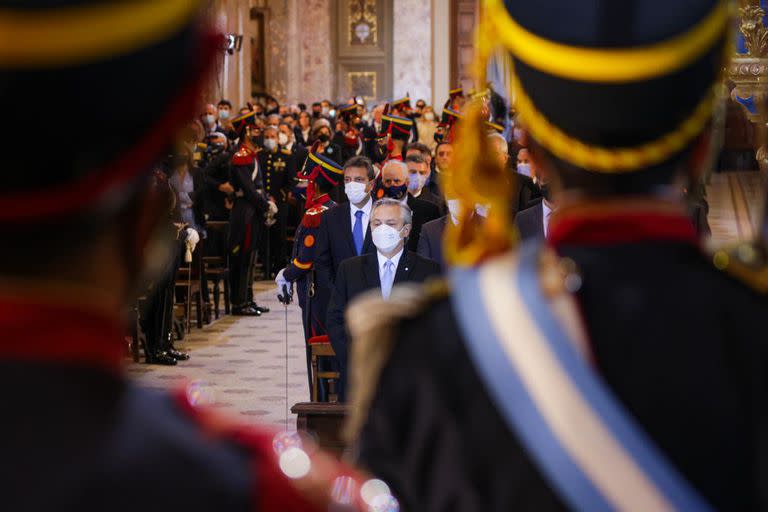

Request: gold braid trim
left=512, top=68, right=719, bottom=173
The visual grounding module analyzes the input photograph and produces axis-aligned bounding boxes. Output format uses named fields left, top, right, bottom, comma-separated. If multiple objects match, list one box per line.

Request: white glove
left=265, top=200, right=279, bottom=227
left=275, top=268, right=291, bottom=293
left=184, top=228, right=199, bottom=263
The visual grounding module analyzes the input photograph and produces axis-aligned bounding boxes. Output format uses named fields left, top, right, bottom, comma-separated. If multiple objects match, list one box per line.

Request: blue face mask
left=517, top=163, right=531, bottom=177
left=384, top=183, right=408, bottom=200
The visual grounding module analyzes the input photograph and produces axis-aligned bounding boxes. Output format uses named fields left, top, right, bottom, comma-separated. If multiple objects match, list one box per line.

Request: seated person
left=326, top=198, right=441, bottom=401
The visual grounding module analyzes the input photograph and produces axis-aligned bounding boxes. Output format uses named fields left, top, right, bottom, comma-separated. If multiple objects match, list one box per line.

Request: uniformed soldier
left=346, top=1, right=768, bottom=511
left=0, top=1, right=384, bottom=510
left=334, top=102, right=365, bottom=163
left=390, top=94, right=420, bottom=143
left=275, top=148, right=344, bottom=400
left=380, top=111, right=414, bottom=162
left=258, top=125, right=295, bottom=278
left=229, top=111, right=275, bottom=316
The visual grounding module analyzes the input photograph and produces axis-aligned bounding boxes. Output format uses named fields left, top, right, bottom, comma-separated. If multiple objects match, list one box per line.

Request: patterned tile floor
left=128, top=283, right=308, bottom=430
left=129, top=171, right=765, bottom=427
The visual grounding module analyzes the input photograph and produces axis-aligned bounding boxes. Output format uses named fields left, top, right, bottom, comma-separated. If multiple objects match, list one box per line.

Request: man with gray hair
left=380, top=159, right=441, bottom=251
left=326, top=197, right=441, bottom=401
left=487, top=132, right=541, bottom=218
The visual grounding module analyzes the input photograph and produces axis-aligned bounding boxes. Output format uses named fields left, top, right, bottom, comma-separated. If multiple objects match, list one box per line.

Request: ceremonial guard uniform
left=258, top=145, right=294, bottom=277
left=277, top=150, right=344, bottom=399
left=0, top=1, right=383, bottom=510
left=347, top=2, right=768, bottom=511
left=228, top=111, right=273, bottom=316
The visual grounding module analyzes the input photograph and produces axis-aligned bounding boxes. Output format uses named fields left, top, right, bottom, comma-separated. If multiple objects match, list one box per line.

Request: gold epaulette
left=281, top=148, right=292, bottom=155
left=343, top=278, right=450, bottom=444
left=711, top=242, right=768, bottom=294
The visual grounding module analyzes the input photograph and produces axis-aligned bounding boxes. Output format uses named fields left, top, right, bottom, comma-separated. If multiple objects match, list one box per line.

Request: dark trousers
left=230, top=249, right=255, bottom=307
left=261, top=202, right=288, bottom=278
left=142, top=254, right=178, bottom=355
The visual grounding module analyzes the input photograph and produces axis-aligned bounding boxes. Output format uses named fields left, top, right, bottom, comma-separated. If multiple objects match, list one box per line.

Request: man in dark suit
left=417, top=215, right=450, bottom=269
left=488, top=134, right=541, bottom=218
left=514, top=164, right=555, bottom=241
left=314, top=156, right=377, bottom=307
left=380, top=160, right=441, bottom=252
left=327, top=198, right=441, bottom=401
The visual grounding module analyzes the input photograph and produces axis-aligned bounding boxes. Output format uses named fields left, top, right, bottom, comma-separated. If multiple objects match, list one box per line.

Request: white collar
left=377, top=247, right=404, bottom=272
left=351, top=196, right=372, bottom=215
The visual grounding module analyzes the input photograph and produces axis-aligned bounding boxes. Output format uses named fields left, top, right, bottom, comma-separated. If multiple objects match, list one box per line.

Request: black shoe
left=232, top=305, right=262, bottom=316
left=167, top=348, right=190, bottom=361
left=249, top=302, right=270, bottom=314
left=148, top=351, right=178, bottom=366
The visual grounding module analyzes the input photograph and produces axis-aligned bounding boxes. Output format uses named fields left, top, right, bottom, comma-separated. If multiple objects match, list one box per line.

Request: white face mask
left=345, top=181, right=369, bottom=204
left=446, top=199, right=461, bottom=219
left=263, top=138, right=277, bottom=152
left=407, top=173, right=426, bottom=192
left=517, top=163, right=531, bottom=177
left=278, top=132, right=289, bottom=146
left=424, top=112, right=435, bottom=122
left=204, top=114, right=216, bottom=126
left=321, top=106, right=330, bottom=116
left=475, top=203, right=490, bottom=218
left=372, top=224, right=404, bottom=253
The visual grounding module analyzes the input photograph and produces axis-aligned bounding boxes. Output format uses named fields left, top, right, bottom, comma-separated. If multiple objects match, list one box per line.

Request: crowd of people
left=149, top=88, right=713, bottom=402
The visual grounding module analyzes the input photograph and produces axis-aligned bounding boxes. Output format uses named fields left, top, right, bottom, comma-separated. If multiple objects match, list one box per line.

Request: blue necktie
left=353, top=210, right=364, bottom=255
left=381, top=260, right=395, bottom=299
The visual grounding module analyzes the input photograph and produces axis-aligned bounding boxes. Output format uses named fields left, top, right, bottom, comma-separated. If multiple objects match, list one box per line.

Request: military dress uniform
left=347, top=2, right=768, bottom=511
left=0, top=1, right=381, bottom=510
left=278, top=151, right=345, bottom=400
left=258, top=146, right=294, bottom=277
left=229, top=143, right=270, bottom=315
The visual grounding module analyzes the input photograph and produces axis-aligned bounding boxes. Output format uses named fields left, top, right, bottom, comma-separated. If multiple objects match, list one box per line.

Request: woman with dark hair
left=294, top=110, right=313, bottom=147
left=311, top=120, right=343, bottom=165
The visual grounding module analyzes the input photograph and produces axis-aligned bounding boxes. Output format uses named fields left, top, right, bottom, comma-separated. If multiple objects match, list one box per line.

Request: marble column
left=297, top=0, right=334, bottom=102
left=393, top=0, right=432, bottom=103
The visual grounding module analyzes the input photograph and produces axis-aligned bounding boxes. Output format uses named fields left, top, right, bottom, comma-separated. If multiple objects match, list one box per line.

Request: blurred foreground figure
left=347, top=1, right=768, bottom=511
left=0, top=2, right=377, bottom=510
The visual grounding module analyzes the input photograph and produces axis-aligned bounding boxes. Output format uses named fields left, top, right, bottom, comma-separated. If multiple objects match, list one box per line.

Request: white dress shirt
left=349, top=197, right=373, bottom=238
left=542, top=200, right=553, bottom=238
left=377, top=247, right=404, bottom=294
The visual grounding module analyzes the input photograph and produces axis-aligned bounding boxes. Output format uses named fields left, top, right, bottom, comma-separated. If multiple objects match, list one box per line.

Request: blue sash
left=449, top=241, right=712, bottom=512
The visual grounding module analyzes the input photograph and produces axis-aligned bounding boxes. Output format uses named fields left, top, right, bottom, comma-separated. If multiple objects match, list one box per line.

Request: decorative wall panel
left=393, top=0, right=431, bottom=103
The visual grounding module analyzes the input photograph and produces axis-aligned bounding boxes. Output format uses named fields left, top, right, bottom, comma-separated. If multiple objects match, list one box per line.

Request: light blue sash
left=449, top=241, right=712, bottom=512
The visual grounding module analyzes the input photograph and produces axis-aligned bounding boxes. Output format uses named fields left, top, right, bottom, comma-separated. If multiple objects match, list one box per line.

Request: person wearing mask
left=295, top=111, right=313, bottom=147
left=406, top=154, right=445, bottom=214
left=252, top=102, right=265, bottom=116
left=379, top=160, right=440, bottom=251
left=266, top=113, right=281, bottom=129
left=217, top=99, right=233, bottom=128
left=326, top=198, right=440, bottom=401
left=201, top=133, right=234, bottom=221
left=278, top=122, right=296, bottom=152
left=417, top=195, right=463, bottom=270
left=312, top=121, right=343, bottom=164
left=314, top=156, right=377, bottom=293
left=201, top=103, right=218, bottom=134
left=487, top=133, right=540, bottom=218
left=258, top=125, right=295, bottom=277
left=275, top=149, right=343, bottom=400
left=228, top=112, right=276, bottom=316
left=311, top=101, right=323, bottom=119
left=320, top=99, right=332, bottom=119
left=265, top=97, right=279, bottom=116
left=416, top=105, right=438, bottom=150
left=514, top=154, right=555, bottom=241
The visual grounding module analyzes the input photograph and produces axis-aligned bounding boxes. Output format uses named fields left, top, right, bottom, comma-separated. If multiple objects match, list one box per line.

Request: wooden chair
left=308, top=335, right=340, bottom=403
left=203, top=221, right=231, bottom=318
left=175, top=240, right=204, bottom=332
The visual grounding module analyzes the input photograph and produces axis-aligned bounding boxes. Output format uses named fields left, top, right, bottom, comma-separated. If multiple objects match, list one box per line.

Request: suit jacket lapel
left=362, top=252, right=381, bottom=292
left=394, top=250, right=413, bottom=284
